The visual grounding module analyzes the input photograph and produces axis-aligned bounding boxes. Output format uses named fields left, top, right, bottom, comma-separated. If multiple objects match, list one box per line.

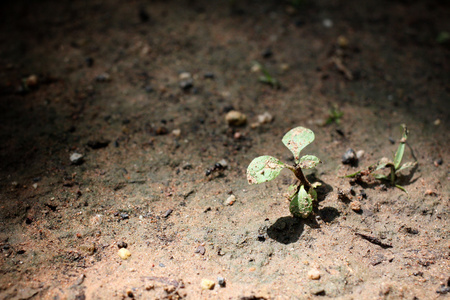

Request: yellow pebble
left=200, top=279, right=215, bottom=290
left=118, top=248, right=131, bottom=260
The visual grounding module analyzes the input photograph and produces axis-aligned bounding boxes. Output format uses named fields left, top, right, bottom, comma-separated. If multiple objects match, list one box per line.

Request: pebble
left=25, top=74, right=39, bottom=87
left=179, top=80, right=193, bottom=90
left=337, top=35, right=349, bottom=48
left=95, top=73, right=111, bottom=82
left=225, top=110, right=247, bottom=126
left=322, top=19, right=333, bottom=28
left=217, top=276, right=226, bottom=287
left=201, top=279, right=215, bottom=290
left=434, top=158, right=443, bottom=167
left=32, top=183, right=38, bottom=189
left=224, top=195, right=236, bottom=206
left=342, top=148, right=357, bottom=165
left=217, top=159, right=228, bottom=168
left=350, top=201, right=362, bottom=212
left=118, top=248, right=131, bottom=260
left=257, top=112, right=273, bottom=124
left=172, top=129, right=181, bottom=137
left=308, top=269, right=321, bottom=280
left=195, top=245, right=206, bottom=255
left=179, top=72, right=192, bottom=80
left=356, top=150, right=365, bottom=160
left=70, top=152, right=84, bottom=165
left=163, top=209, right=173, bottom=218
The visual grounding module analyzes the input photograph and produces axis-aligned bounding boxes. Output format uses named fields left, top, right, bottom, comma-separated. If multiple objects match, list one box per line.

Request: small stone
left=217, top=276, right=226, bottom=287
left=179, top=79, right=193, bottom=90
left=307, top=269, right=321, bottom=280
left=337, top=35, right=349, bottom=48
left=257, top=112, right=273, bottom=124
left=356, top=150, right=365, bottom=160
left=224, top=195, right=236, bottom=206
left=163, top=209, right=173, bottom=218
left=195, top=245, right=206, bottom=255
left=322, top=18, right=333, bottom=28
left=179, top=72, right=192, bottom=80
left=233, top=132, right=242, bottom=139
left=204, top=72, right=215, bottom=79
left=350, top=201, right=362, bottom=212
left=118, top=248, right=131, bottom=260
left=342, top=148, right=357, bottom=165
left=201, top=279, right=215, bottom=290
left=225, top=110, right=247, bottom=126
left=96, top=73, right=111, bottom=82
left=120, top=213, right=129, bottom=220
left=145, top=284, right=154, bottom=290
left=70, top=152, right=84, bottom=165
left=25, top=74, right=39, bottom=87
left=172, top=129, right=181, bottom=137
left=434, top=119, right=441, bottom=126
left=217, top=159, right=228, bottom=168
left=32, top=183, right=38, bottom=189
left=434, top=158, right=443, bottom=167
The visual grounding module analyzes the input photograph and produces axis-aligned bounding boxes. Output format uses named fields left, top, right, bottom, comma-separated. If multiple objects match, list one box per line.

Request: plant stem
left=293, top=166, right=311, bottom=190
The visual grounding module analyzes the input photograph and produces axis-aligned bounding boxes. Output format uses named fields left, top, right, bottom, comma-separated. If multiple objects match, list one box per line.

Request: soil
left=0, top=0, right=449, bottom=299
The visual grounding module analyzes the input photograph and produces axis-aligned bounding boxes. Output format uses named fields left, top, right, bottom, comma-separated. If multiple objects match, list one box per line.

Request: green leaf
left=345, top=170, right=362, bottom=178
left=395, top=184, right=408, bottom=194
left=247, top=155, right=285, bottom=185
left=289, top=185, right=313, bottom=218
left=396, top=161, right=417, bottom=173
left=393, top=124, right=408, bottom=170
left=282, top=127, right=315, bottom=163
left=373, top=173, right=388, bottom=180
left=299, top=155, right=321, bottom=169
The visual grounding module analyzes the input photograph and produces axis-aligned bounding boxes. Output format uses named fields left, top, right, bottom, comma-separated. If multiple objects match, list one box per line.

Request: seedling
left=346, top=124, right=417, bottom=193
left=247, top=126, right=321, bottom=218
left=325, top=104, right=343, bottom=125
left=252, top=61, right=280, bottom=89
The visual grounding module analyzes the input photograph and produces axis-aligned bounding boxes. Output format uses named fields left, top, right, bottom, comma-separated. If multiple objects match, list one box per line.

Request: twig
left=355, top=232, right=393, bottom=249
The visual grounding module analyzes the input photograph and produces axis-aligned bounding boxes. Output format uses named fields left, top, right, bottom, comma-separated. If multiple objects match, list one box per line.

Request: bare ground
left=0, top=0, right=449, bottom=299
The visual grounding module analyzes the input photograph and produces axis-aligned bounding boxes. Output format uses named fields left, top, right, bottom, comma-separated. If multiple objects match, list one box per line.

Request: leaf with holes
left=282, top=127, right=315, bottom=163
left=247, top=156, right=285, bottom=185
left=299, top=155, right=321, bottom=169
left=289, top=185, right=314, bottom=218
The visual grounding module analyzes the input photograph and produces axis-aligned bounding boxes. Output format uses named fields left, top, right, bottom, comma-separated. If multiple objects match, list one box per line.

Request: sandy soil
left=0, top=0, right=449, bottom=299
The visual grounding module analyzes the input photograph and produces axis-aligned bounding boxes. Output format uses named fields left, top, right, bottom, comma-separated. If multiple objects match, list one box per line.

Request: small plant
left=325, top=104, right=343, bottom=125
left=252, top=61, right=280, bottom=89
left=247, top=126, right=321, bottom=218
left=346, top=124, right=417, bottom=193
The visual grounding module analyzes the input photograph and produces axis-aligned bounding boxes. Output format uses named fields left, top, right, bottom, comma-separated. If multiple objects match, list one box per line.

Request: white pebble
left=322, top=19, right=333, bottom=28
left=257, top=112, right=273, bottom=124
left=70, top=152, right=84, bottom=164
left=224, top=195, right=236, bottom=206
left=308, top=269, right=321, bottom=280
left=356, top=150, right=365, bottom=159
left=179, top=72, right=192, bottom=80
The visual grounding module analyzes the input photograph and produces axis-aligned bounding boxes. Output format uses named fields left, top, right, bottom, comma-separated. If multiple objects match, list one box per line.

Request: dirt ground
left=0, top=0, right=449, bottom=299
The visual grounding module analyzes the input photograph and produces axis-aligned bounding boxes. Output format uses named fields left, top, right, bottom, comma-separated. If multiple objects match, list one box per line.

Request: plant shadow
left=267, top=216, right=304, bottom=244
left=306, top=174, right=333, bottom=202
